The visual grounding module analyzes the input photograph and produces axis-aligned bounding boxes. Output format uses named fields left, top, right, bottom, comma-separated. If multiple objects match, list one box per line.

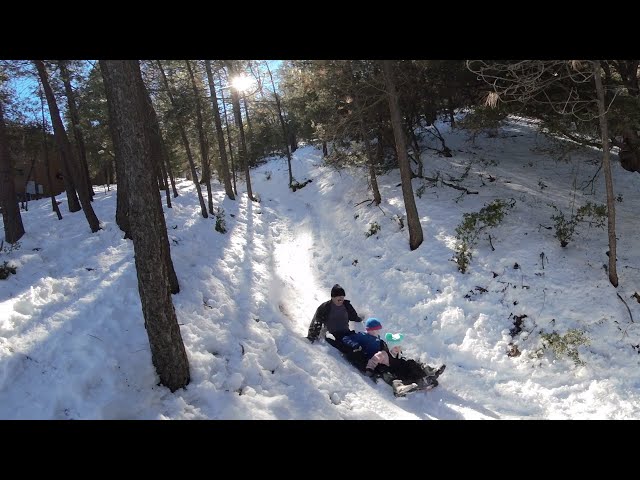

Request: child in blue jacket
left=342, top=318, right=445, bottom=396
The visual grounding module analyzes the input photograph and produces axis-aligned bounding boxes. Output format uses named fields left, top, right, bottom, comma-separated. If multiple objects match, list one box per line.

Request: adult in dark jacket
left=306, top=283, right=362, bottom=351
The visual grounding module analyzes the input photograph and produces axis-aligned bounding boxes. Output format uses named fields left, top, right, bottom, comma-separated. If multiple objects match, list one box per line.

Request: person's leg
left=343, top=349, right=368, bottom=372
left=329, top=331, right=355, bottom=354
left=422, top=363, right=446, bottom=378
left=325, top=337, right=343, bottom=351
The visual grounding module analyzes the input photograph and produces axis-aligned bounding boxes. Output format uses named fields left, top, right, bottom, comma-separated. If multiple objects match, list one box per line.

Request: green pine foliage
left=454, top=199, right=515, bottom=273
left=534, top=329, right=590, bottom=366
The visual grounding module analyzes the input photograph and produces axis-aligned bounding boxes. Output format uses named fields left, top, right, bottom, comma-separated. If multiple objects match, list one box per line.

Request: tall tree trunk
left=39, top=90, right=62, bottom=220
left=160, top=135, right=179, bottom=198
left=227, top=62, right=255, bottom=201
left=218, top=70, right=237, bottom=195
left=242, top=92, right=253, bottom=165
left=34, top=61, right=81, bottom=213
left=107, top=159, right=114, bottom=185
left=101, top=60, right=189, bottom=393
left=34, top=60, right=100, bottom=233
left=158, top=141, right=171, bottom=208
left=135, top=72, right=165, bottom=196
left=205, top=60, right=234, bottom=200
left=186, top=60, right=214, bottom=215
left=382, top=60, right=423, bottom=251
left=448, top=95, right=456, bottom=127
left=100, top=62, right=131, bottom=239
left=22, top=155, right=37, bottom=211
left=59, top=60, right=94, bottom=200
left=0, top=101, right=26, bottom=243
left=594, top=60, right=618, bottom=287
left=157, top=61, right=208, bottom=218
left=265, top=62, right=294, bottom=188
left=289, top=130, right=297, bottom=153
left=156, top=167, right=166, bottom=190
left=376, top=129, right=384, bottom=164
left=348, top=62, right=381, bottom=205
left=322, top=140, right=328, bottom=157
left=136, top=66, right=172, bottom=208
left=134, top=66, right=180, bottom=294
left=360, top=118, right=382, bottom=205
left=409, top=127, right=423, bottom=178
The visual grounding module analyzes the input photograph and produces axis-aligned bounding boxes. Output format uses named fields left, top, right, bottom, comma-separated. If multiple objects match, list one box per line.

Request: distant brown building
left=12, top=149, right=65, bottom=199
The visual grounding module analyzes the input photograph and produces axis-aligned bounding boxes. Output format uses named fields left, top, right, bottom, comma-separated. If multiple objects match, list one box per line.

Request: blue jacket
left=341, top=332, right=385, bottom=360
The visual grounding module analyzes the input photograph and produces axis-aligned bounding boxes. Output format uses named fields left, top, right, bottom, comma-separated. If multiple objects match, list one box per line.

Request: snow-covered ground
left=1, top=117, right=639, bottom=419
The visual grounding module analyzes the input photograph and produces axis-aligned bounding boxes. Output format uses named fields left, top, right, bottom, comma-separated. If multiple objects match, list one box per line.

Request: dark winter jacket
left=307, top=299, right=361, bottom=341
left=341, top=332, right=386, bottom=360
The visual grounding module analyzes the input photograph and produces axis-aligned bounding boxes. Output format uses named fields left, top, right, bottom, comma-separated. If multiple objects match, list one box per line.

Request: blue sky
left=3, top=60, right=283, bottom=124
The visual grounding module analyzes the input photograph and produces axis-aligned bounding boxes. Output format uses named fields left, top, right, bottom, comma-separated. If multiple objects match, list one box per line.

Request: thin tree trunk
left=290, top=130, right=297, bottom=153
left=382, top=60, right=423, bottom=251
left=157, top=61, right=208, bottom=218
left=107, top=159, right=114, bottom=185
left=186, top=60, right=214, bottom=215
left=348, top=62, right=381, bottom=205
left=227, top=62, right=255, bottom=201
left=156, top=168, right=165, bottom=190
left=34, top=60, right=100, bottom=232
left=40, top=89, right=62, bottom=220
left=101, top=60, right=189, bottom=393
left=265, top=62, right=294, bottom=187
left=594, top=60, right=618, bottom=287
left=360, top=118, right=382, bottom=205
left=205, top=60, right=234, bottom=200
left=59, top=60, right=94, bottom=200
left=265, top=62, right=293, bottom=188
left=218, top=70, right=237, bottom=195
left=22, top=155, right=37, bottom=211
left=158, top=142, right=171, bottom=208
left=322, top=140, right=328, bottom=157
left=34, top=61, right=81, bottom=213
left=448, top=95, right=456, bottom=127
left=242, top=92, right=253, bottom=165
left=409, top=127, right=423, bottom=178
left=0, top=101, right=25, bottom=243
left=376, top=129, right=384, bottom=163
left=161, top=135, right=179, bottom=198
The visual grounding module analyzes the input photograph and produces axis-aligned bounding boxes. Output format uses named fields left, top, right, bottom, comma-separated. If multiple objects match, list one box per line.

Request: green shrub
left=0, top=261, right=17, bottom=280
left=214, top=207, right=227, bottom=234
left=365, top=222, right=381, bottom=238
left=550, top=201, right=606, bottom=247
left=534, top=328, right=590, bottom=366
left=459, top=106, right=508, bottom=143
left=453, top=199, right=515, bottom=273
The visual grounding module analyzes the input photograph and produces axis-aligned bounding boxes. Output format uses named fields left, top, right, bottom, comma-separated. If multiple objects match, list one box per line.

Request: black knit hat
left=331, top=284, right=346, bottom=297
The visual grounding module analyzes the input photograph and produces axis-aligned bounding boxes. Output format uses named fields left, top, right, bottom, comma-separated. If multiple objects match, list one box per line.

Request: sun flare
left=231, top=75, right=252, bottom=92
